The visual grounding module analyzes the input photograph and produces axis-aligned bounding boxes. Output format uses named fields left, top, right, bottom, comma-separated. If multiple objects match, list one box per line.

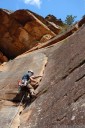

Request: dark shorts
left=18, top=86, right=29, bottom=93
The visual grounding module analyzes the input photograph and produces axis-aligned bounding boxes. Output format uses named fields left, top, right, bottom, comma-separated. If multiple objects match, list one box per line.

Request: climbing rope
left=8, top=94, right=25, bottom=128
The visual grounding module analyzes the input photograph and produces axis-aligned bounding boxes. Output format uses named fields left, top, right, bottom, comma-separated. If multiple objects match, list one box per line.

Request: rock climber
left=18, top=70, right=42, bottom=98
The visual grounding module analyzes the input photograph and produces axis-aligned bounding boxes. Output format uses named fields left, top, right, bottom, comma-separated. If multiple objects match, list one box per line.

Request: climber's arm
left=31, top=75, right=42, bottom=79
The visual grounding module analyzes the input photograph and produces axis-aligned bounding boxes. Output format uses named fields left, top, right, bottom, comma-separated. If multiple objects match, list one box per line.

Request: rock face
left=0, top=46, right=48, bottom=128
left=0, top=23, right=85, bottom=128
left=19, top=25, right=85, bottom=128
left=0, top=9, right=84, bottom=64
left=45, top=14, right=64, bottom=34
left=45, top=14, right=63, bottom=24
left=78, top=17, right=85, bottom=27
left=0, top=9, right=58, bottom=60
left=31, top=12, right=62, bottom=35
left=0, top=51, right=8, bottom=63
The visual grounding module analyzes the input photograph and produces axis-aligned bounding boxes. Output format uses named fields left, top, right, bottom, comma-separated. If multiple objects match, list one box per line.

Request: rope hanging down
left=8, top=94, right=25, bottom=128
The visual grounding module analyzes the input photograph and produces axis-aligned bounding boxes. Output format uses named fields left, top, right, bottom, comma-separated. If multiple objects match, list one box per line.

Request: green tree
left=65, top=15, right=77, bottom=25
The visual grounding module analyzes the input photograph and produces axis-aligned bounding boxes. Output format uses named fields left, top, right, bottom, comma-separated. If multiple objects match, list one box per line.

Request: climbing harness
left=8, top=94, right=25, bottom=128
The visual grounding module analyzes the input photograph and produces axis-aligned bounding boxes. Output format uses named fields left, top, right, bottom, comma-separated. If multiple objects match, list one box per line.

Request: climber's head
left=28, top=70, right=34, bottom=77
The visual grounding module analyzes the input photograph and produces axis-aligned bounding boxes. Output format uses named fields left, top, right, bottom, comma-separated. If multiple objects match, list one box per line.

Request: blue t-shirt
left=22, top=73, right=30, bottom=81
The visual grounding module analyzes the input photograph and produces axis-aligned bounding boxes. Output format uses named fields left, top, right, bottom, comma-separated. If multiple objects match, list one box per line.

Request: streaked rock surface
left=20, top=26, right=85, bottom=128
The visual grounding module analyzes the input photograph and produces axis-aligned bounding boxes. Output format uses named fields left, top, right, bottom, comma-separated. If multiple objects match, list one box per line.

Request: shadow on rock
left=12, top=88, right=31, bottom=108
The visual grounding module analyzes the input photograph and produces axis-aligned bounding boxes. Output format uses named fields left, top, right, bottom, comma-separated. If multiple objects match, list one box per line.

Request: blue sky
left=0, top=0, right=85, bottom=21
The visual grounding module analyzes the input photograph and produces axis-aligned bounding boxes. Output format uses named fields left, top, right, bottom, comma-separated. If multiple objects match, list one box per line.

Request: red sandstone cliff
left=0, top=9, right=85, bottom=128
left=0, top=9, right=59, bottom=61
